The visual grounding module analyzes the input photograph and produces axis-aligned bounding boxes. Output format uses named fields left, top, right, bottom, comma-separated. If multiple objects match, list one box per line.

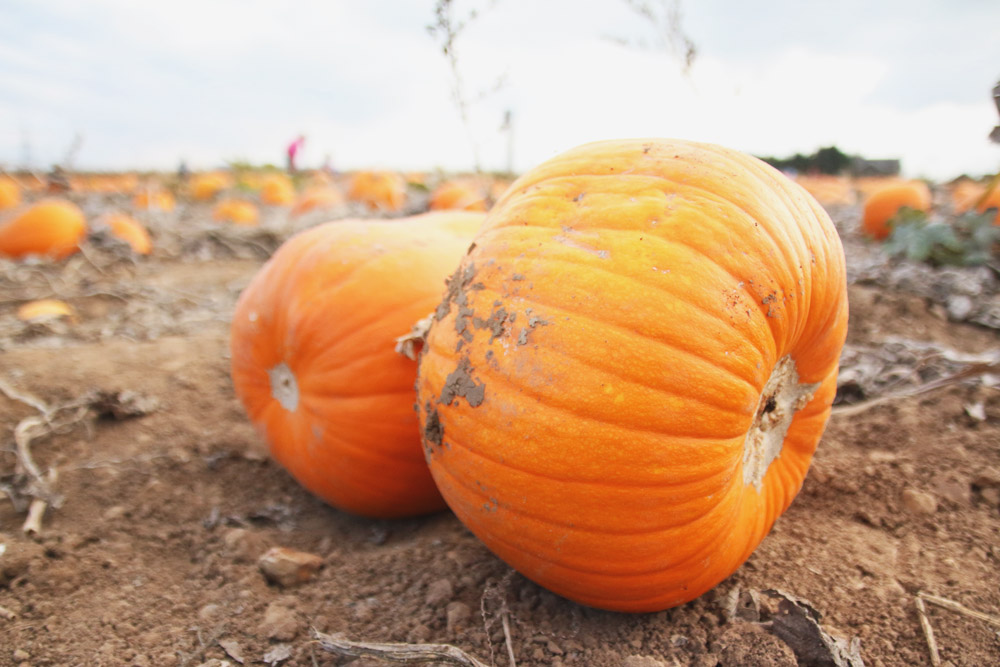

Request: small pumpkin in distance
left=259, top=174, right=295, bottom=206
left=213, top=199, right=260, bottom=226
left=230, top=210, right=487, bottom=519
left=0, top=199, right=87, bottom=260
left=415, top=138, right=849, bottom=612
left=861, top=180, right=931, bottom=240
left=105, top=213, right=152, bottom=255
left=290, top=187, right=345, bottom=217
left=429, top=179, right=488, bottom=212
left=133, top=188, right=176, bottom=212
left=0, top=179, right=21, bottom=210
left=189, top=172, right=231, bottom=201
left=347, top=171, right=407, bottom=211
left=17, top=299, right=77, bottom=323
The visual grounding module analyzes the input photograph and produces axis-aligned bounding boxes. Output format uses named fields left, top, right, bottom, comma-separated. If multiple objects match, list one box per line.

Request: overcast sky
left=1, top=0, right=998, bottom=181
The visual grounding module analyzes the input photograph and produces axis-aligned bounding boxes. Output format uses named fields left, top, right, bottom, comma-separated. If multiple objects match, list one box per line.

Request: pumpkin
left=973, top=180, right=1000, bottom=224
left=347, top=171, right=407, bottom=211
left=861, top=181, right=931, bottom=240
left=415, top=138, right=849, bottom=612
left=17, top=299, right=77, bottom=323
left=189, top=172, right=231, bottom=201
left=259, top=174, right=295, bottom=206
left=0, top=199, right=87, bottom=260
left=133, top=189, right=176, bottom=212
left=0, top=179, right=21, bottom=210
left=213, top=199, right=260, bottom=226
left=230, top=210, right=485, bottom=518
left=429, top=179, right=488, bottom=212
left=290, top=187, right=345, bottom=217
left=105, top=213, right=152, bottom=255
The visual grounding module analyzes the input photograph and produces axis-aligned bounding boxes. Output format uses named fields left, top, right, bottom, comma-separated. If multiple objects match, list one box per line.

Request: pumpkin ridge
left=432, top=282, right=764, bottom=401
left=490, top=327, right=756, bottom=418
left=434, top=464, right=735, bottom=545
left=485, top=208, right=809, bottom=356
left=504, top=152, right=816, bottom=286
left=430, top=429, right=739, bottom=493
left=439, top=469, right=749, bottom=576
left=488, top=249, right=773, bottom=365
left=299, top=386, right=417, bottom=401
left=424, top=348, right=749, bottom=444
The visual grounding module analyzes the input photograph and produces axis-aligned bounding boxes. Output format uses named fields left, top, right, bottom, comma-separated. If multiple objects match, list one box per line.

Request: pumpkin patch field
left=1, top=158, right=999, bottom=667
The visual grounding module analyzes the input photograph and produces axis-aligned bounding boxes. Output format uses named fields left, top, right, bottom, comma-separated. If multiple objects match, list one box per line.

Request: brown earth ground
left=1, top=193, right=999, bottom=667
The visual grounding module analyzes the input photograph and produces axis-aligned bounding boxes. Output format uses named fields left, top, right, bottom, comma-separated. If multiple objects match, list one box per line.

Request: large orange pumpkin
left=415, top=138, right=849, bottom=612
left=230, top=211, right=485, bottom=519
left=0, top=199, right=87, bottom=259
left=861, top=181, right=931, bottom=240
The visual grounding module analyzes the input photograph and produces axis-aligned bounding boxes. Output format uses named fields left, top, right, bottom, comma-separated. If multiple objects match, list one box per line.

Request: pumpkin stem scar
left=742, top=355, right=819, bottom=491
left=267, top=362, right=300, bottom=412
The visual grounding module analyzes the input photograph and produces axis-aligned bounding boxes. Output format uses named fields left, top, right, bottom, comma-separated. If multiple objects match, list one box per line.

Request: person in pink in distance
left=286, top=135, right=306, bottom=173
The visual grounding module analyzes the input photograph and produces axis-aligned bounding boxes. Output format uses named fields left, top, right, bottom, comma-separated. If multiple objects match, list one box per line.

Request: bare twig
left=918, top=591, right=1000, bottom=628
left=0, top=376, right=52, bottom=416
left=915, top=595, right=941, bottom=667
left=832, top=360, right=1000, bottom=418
left=314, top=631, right=491, bottom=666
left=22, top=498, right=48, bottom=536
left=501, top=609, right=517, bottom=667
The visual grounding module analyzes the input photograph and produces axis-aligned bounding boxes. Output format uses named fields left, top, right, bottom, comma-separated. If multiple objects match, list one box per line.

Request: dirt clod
left=257, top=546, right=324, bottom=587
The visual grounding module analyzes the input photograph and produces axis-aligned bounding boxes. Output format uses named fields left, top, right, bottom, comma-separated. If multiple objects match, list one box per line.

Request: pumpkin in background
left=347, top=171, right=407, bottom=211
left=17, top=299, right=77, bottom=323
left=189, top=172, right=231, bottom=201
left=0, top=178, right=21, bottom=210
left=974, top=180, right=1000, bottom=224
left=0, top=199, right=87, bottom=260
left=133, top=188, right=176, bottom=212
left=104, top=213, right=152, bottom=255
left=429, top=179, right=488, bottom=212
left=259, top=174, right=295, bottom=206
left=230, top=210, right=485, bottom=519
left=290, top=187, right=345, bottom=218
left=415, top=138, right=848, bottom=612
left=861, top=181, right=931, bottom=240
left=213, top=199, right=260, bottom=225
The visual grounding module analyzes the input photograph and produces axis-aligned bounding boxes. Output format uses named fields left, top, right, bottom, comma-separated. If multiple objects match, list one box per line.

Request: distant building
left=850, top=157, right=901, bottom=177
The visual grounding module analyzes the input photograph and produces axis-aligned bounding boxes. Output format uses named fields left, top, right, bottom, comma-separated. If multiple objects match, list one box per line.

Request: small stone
left=259, top=601, right=301, bottom=641
left=425, top=578, right=454, bottom=606
left=622, top=657, right=665, bottom=667
left=12, top=650, right=30, bottom=662
left=902, top=488, right=937, bottom=514
left=258, top=547, right=323, bottom=587
left=198, top=603, right=223, bottom=623
left=102, top=505, right=127, bottom=521
left=445, top=601, right=471, bottom=633
left=934, top=475, right=971, bottom=506
left=223, top=528, right=269, bottom=564
left=973, top=470, right=1000, bottom=488
left=946, top=295, right=974, bottom=321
